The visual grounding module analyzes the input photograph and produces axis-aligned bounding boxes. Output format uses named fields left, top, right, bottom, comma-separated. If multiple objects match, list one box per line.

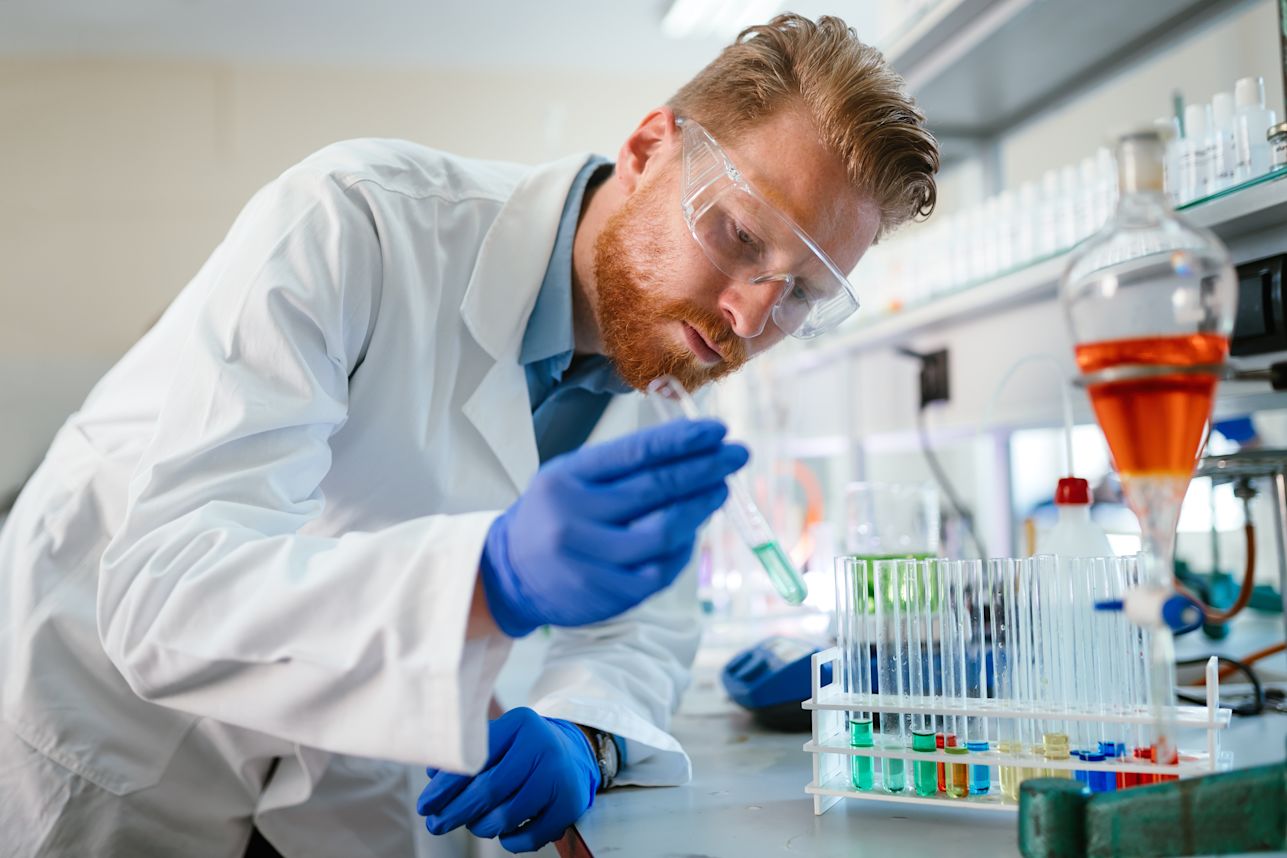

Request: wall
left=0, top=58, right=687, bottom=494
left=743, top=0, right=1287, bottom=559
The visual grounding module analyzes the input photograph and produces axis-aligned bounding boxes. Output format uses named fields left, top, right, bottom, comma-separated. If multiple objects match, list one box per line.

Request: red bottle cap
left=1055, top=477, right=1091, bottom=505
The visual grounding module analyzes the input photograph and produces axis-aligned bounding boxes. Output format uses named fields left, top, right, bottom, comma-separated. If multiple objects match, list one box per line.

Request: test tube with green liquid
left=839, top=557, right=875, bottom=791
left=873, top=559, right=907, bottom=792
left=646, top=376, right=807, bottom=605
left=906, top=559, right=937, bottom=796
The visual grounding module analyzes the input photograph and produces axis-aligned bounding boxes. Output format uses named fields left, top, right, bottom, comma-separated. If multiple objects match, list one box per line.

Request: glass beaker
left=844, top=482, right=940, bottom=560
left=845, top=482, right=940, bottom=616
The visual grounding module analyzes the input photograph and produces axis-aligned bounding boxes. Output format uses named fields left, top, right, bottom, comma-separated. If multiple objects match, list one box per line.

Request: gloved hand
left=481, top=418, right=748, bottom=637
left=418, top=707, right=600, bottom=854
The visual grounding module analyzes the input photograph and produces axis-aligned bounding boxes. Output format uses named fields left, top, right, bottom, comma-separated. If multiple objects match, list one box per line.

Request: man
left=0, top=13, right=936, bottom=858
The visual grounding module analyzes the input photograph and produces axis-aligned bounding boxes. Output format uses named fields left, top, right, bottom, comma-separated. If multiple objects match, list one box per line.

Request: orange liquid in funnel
left=1075, top=333, right=1227, bottom=478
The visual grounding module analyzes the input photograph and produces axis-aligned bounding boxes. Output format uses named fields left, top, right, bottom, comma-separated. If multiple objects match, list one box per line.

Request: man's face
left=595, top=108, right=881, bottom=392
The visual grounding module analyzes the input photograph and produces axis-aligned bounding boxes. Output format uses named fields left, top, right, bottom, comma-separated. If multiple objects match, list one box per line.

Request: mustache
left=672, top=306, right=747, bottom=365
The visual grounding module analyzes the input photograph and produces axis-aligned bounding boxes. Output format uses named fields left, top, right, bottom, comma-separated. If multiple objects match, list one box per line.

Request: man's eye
left=736, top=227, right=754, bottom=245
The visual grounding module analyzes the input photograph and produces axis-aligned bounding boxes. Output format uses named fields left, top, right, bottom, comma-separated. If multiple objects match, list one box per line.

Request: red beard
left=593, top=179, right=748, bottom=392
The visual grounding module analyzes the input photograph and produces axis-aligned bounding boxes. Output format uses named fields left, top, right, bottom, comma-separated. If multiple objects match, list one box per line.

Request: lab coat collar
left=459, top=153, right=593, bottom=493
left=460, top=153, right=593, bottom=361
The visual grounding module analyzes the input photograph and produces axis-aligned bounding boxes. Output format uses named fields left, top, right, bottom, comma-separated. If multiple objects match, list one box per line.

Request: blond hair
left=668, top=13, right=938, bottom=237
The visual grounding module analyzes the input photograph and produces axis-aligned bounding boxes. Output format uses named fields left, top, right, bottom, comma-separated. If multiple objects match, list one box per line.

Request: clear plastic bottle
left=1039, top=169, right=1061, bottom=256
left=1209, top=92, right=1237, bottom=193
left=1180, top=103, right=1212, bottom=203
left=1234, top=76, right=1277, bottom=182
left=1153, top=117, right=1180, bottom=204
left=1036, top=477, right=1113, bottom=558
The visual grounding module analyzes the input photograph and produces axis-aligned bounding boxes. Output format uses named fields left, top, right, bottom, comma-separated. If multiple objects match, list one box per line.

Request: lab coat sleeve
left=97, top=167, right=510, bottom=775
left=527, top=558, right=701, bottom=786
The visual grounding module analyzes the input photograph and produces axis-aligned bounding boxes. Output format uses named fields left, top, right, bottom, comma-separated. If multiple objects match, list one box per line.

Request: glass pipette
left=646, top=375, right=808, bottom=605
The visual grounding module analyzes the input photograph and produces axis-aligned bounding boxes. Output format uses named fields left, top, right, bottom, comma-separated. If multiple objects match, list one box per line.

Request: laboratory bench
left=572, top=614, right=1287, bottom=858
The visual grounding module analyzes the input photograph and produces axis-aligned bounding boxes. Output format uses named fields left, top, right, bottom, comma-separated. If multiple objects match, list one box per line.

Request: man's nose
left=718, top=278, right=784, bottom=339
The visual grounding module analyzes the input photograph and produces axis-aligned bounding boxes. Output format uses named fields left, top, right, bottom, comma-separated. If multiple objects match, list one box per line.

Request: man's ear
left=616, top=106, right=678, bottom=195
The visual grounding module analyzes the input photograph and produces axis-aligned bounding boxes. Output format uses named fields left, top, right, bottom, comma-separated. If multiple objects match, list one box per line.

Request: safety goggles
left=676, top=116, right=859, bottom=339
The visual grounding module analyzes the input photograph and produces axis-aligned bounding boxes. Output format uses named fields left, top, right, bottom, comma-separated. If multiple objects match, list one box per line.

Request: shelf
left=887, top=0, right=1255, bottom=151
left=773, top=170, right=1287, bottom=378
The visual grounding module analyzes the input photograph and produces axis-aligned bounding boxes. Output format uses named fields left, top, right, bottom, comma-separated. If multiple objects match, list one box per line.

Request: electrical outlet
left=1231, top=254, right=1287, bottom=356
left=918, top=349, right=950, bottom=408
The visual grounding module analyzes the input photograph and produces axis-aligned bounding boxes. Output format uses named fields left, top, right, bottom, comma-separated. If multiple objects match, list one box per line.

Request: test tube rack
left=803, top=555, right=1232, bottom=815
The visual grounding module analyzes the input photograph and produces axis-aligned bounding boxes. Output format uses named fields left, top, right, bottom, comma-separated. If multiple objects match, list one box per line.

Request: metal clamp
left=1071, top=362, right=1230, bottom=388
left=1072, top=360, right=1287, bottom=390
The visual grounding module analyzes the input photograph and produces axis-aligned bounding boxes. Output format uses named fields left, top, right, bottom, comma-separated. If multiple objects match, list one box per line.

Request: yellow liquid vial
left=998, top=739, right=1023, bottom=801
left=945, top=746, right=970, bottom=798
left=1043, top=732, right=1074, bottom=780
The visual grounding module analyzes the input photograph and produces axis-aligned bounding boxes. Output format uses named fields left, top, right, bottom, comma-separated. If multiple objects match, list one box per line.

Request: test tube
left=1127, top=555, right=1155, bottom=786
left=834, top=557, right=852, bottom=785
left=873, top=559, right=907, bottom=792
left=936, top=731, right=948, bottom=793
left=907, top=559, right=937, bottom=796
left=964, top=559, right=991, bottom=795
left=938, top=560, right=958, bottom=758
left=1099, top=556, right=1131, bottom=788
left=1068, top=558, right=1093, bottom=757
left=646, top=375, right=807, bottom=605
left=939, top=558, right=971, bottom=794
left=1112, top=555, right=1144, bottom=790
left=1036, top=556, right=1073, bottom=779
left=1142, top=551, right=1179, bottom=783
left=842, top=557, right=875, bottom=791
left=992, top=558, right=1021, bottom=801
left=952, top=561, right=971, bottom=763
left=1072, top=556, right=1102, bottom=783
left=1015, top=558, right=1043, bottom=784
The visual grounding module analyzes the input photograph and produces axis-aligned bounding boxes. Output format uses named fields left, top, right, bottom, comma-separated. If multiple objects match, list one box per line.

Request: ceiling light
left=661, top=0, right=783, bottom=40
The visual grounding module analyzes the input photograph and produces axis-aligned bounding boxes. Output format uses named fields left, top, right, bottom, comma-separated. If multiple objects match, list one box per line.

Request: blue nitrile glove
left=480, top=418, right=748, bottom=637
left=418, top=707, right=600, bottom=854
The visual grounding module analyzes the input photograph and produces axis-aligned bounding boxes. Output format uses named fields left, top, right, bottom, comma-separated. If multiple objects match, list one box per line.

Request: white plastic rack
left=804, top=648, right=1231, bottom=814
left=804, top=555, right=1233, bottom=815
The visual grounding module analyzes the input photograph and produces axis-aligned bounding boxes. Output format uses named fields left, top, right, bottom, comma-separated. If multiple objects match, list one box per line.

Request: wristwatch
left=579, top=726, right=622, bottom=789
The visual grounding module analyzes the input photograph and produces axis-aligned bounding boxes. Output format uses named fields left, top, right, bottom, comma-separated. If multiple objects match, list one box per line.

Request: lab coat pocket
left=0, top=426, right=199, bottom=796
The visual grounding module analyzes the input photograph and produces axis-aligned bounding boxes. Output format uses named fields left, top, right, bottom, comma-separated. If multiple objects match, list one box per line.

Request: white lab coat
left=0, top=139, right=699, bottom=857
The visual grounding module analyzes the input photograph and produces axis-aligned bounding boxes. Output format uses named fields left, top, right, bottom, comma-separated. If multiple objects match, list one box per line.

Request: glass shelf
left=849, top=168, right=1287, bottom=333
left=774, top=169, right=1287, bottom=373
left=1177, top=166, right=1287, bottom=211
